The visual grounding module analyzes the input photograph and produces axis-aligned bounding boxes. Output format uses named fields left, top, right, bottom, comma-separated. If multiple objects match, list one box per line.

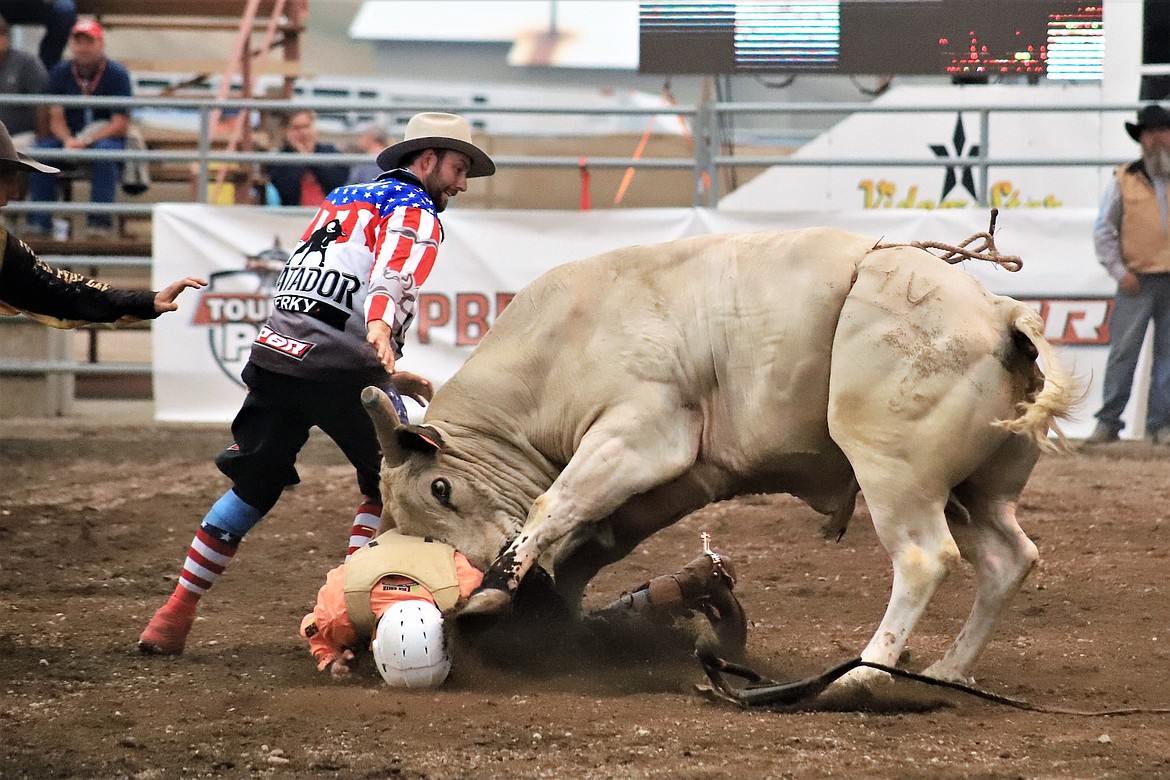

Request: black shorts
left=214, top=363, right=386, bottom=514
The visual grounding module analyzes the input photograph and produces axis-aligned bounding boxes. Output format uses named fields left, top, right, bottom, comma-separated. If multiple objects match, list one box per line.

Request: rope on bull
left=872, top=208, right=1024, bottom=272
left=696, top=652, right=1170, bottom=716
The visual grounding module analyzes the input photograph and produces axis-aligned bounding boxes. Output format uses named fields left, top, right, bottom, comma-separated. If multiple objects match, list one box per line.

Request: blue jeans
left=1096, top=272, right=1170, bottom=436
left=27, top=135, right=124, bottom=232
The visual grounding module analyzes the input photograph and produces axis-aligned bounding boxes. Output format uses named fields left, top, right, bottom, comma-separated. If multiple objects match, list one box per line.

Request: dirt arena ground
left=2, top=411, right=1169, bottom=779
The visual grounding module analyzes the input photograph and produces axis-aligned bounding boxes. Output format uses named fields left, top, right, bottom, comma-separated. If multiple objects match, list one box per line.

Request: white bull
left=362, top=227, right=1075, bottom=686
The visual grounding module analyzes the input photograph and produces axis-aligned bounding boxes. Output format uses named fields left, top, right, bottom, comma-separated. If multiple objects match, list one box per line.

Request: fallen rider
left=300, top=530, right=746, bottom=687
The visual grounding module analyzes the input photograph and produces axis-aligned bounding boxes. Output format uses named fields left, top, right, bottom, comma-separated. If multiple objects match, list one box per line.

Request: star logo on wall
left=930, top=114, right=980, bottom=202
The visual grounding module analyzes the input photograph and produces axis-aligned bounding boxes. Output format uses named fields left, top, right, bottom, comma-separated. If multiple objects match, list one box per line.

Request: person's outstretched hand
left=153, top=276, right=208, bottom=313
left=391, top=370, right=434, bottom=407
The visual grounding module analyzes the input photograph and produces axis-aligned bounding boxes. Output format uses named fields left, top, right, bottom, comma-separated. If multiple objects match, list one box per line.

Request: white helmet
left=371, top=600, right=451, bottom=689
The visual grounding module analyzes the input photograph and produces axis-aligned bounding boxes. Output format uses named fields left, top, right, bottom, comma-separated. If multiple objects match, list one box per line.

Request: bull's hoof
left=464, top=587, right=512, bottom=616
left=920, top=661, right=975, bottom=686
left=454, top=588, right=513, bottom=634
left=811, top=667, right=896, bottom=711
left=817, top=667, right=950, bottom=712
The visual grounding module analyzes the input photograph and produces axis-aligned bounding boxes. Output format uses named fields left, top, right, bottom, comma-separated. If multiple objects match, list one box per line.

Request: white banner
left=716, top=85, right=1124, bottom=213
left=154, top=204, right=1137, bottom=438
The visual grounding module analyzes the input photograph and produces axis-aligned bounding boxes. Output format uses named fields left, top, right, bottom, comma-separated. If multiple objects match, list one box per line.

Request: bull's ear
left=396, top=424, right=444, bottom=455
left=362, top=385, right=407, bottom=465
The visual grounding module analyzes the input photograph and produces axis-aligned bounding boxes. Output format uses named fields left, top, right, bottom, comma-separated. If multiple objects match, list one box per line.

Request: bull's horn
left=361, top=385, right=407, bottom=466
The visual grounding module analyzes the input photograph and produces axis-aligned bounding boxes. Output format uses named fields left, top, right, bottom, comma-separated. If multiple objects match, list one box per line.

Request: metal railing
left=704, top=101, right=1140, bottom=208
left=0, top=93, right=1147, bottom=212
left=1, top=93, right=708, bottom=213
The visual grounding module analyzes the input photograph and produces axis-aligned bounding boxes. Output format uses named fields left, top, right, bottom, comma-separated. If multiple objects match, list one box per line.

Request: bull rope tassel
left=872, top=208, right=1023, bottom=272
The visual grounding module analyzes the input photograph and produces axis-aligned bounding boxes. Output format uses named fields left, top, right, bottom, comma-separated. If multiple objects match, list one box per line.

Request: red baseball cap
left=70, top=19, right=104, bottom=41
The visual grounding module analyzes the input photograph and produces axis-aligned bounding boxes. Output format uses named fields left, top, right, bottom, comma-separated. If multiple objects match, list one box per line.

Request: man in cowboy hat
left=139, top=112, right=495, bottom=656
left=0, top=119, right=204, bottom=328
left=1086, top=104, right=1170, bottom=444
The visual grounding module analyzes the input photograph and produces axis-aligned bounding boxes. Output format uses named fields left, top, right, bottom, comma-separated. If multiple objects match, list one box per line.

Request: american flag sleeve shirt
left=366, top=185, right=443, bottom=361
left=246, top=170, right=443, bottom=386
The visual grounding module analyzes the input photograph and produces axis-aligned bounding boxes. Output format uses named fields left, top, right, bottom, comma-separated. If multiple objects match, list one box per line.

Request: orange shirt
left=299, top=551, right=482, bottom=670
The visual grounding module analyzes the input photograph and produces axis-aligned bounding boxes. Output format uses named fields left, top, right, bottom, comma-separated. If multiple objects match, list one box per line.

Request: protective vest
left=1117, top=163, right=1170, bottom=274
left=343, top=531, right=461, bottom=637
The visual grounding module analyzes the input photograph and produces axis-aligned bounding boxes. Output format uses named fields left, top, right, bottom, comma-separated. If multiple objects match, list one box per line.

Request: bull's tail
left=994, top=310, right=1078, bottom=453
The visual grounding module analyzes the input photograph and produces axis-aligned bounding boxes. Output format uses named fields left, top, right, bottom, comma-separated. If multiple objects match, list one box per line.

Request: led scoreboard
left=639, top=1, right=1103, bottom=80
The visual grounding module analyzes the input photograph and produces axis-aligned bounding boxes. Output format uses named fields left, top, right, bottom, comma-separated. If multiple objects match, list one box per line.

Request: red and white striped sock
left=173, top=522, right=241, bottom=604
left=346, top=499, right=383, bottom=559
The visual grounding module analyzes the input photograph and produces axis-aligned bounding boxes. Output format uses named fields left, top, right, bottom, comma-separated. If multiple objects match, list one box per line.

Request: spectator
left=0, top=17, right=48, bottom=143
left=0, top=0, right=76, bottom=71
left=26, top=19, right=131, bottom=238
left=264, top=108, right=348, bottom=206
left=0, top=119, right=205, bottom=327
left=1087, top=104, right=1170, bottom=444
left=345, top=123, right=388, bottom=185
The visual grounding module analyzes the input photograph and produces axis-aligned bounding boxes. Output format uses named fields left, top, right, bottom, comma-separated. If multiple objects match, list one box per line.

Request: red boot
left=138, top=598, right=197, bottom=656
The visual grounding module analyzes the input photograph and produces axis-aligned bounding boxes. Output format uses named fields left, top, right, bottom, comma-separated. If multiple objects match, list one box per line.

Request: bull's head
left=361, top=386, right=520, bottom=574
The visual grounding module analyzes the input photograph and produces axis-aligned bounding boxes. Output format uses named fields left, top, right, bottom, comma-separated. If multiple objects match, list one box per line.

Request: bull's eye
left=431, top=478, right=452, bottom=507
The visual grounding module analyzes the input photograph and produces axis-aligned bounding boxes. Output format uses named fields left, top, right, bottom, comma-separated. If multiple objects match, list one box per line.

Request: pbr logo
left=1019, top=297, right=1112, bottom=345
left=191, top=238, right=287, bottom=387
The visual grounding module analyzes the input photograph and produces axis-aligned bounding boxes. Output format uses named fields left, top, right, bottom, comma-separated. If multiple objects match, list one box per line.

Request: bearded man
left=1086, top=104, right=1170, bottom=444
left=139, top=113, right=496, bottom=656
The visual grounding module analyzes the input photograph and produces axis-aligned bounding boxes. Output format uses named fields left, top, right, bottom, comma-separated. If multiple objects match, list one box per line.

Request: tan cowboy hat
left=0, top=121, right=58, bottom=174
left=376, top=112, right=495, bottom=178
